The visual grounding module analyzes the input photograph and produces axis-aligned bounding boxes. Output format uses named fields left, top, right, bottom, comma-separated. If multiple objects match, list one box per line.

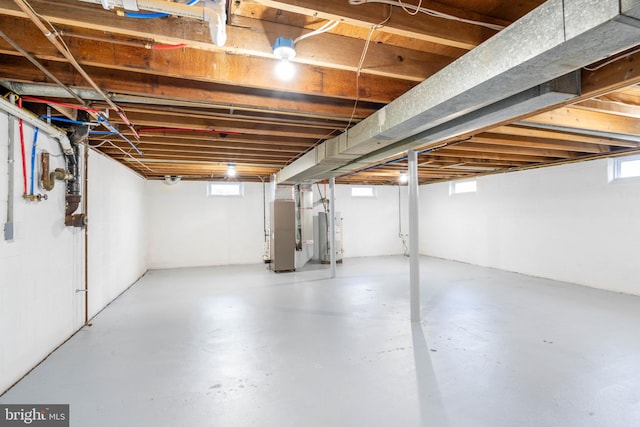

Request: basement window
left=613, top=156, right=640, bottom=180
left=207, top=182, right=244, bottom=197
left=450, top=179, right=477, bottom=195
left=351, top=186, right=376, bottom=198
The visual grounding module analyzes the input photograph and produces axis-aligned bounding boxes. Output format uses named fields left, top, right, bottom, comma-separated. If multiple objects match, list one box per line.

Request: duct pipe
left=329, top=177, right=336, bottom=278
left=408, top=150, right=420, bottom=322
left=277, top=0, right=640, bottom=184
left=77, top=0, right=227, bottom=46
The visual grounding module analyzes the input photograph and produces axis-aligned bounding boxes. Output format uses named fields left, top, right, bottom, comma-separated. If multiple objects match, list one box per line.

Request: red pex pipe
left=152, top=43, right=187, bottom=50
left=17, top=98, right=27, bottom=195
left=21, top=95, right=102, bottom=113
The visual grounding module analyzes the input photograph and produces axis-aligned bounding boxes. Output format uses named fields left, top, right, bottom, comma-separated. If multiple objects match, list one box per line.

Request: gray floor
left=2, top=256, right=640, bottom=427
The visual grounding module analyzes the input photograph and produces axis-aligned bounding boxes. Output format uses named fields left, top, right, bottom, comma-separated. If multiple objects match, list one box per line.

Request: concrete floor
left=2, top=256, right=640, bottom=427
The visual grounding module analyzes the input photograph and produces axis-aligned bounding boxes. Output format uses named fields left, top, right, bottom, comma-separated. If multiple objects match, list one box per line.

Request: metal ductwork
left=277, top=0, right=640, bottom=184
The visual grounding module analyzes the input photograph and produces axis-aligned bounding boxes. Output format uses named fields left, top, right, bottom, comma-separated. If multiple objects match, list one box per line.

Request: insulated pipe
left=329, top=177, right=336, bottom=278
left=408, top=150, right=420, bottom=322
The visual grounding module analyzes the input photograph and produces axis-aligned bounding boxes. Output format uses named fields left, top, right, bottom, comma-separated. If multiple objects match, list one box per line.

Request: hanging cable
left=294, top=20, right=340, bottom=44
left=345, top=8, right=392, bottom=131
left=123, top=0, right=200, bottom=18
left=348, top=0, right=505, bottom=31
left=583, top=45, right=640, bottom=71
left=397, top=0, right=422, bottom=16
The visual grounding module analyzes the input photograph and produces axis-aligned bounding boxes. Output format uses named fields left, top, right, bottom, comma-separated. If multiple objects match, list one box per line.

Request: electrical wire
left=397, top=0, right=422, bottom=16
left=294, top=20, right=340, bottom=44
left=89, top=140, right=153, bottom=172
left=349, top=0, right=505, bottom=31
left=345, top=8, right=392, bottom=131
left=124, top=0, right=200, bottom=19
left=583, top=45, right=640, bottom=71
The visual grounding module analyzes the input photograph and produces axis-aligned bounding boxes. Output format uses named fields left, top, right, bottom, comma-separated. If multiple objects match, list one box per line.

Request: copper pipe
left=83, top=144, right=90, bottom=326
left=59, top=29, right=153, bottom=49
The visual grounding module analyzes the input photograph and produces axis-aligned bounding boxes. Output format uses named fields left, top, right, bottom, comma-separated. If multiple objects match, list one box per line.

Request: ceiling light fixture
left=226, top=163, right=237, bottom=177
left=272, top=37, right=296, bottom=81
left=399, top=171, right=408, bottom=183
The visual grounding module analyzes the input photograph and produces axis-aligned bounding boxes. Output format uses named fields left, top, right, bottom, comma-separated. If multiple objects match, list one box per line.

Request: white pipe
left=0, top=96, right=72, bottom=155
left=329, top=176, right=337, bottom=278
left=77, top=0, right=227, bottom=46
left=408, top=150, right=420, bottom=322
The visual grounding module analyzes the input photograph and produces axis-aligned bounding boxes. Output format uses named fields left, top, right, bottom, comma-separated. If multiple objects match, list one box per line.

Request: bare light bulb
left=275, top=59, right=296, bottom=81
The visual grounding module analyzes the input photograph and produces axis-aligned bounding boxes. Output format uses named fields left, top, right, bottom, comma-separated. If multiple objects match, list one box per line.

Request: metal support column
left=329, top=176, right=337, bottom=278
left=408, top=150, right=420, bottom=322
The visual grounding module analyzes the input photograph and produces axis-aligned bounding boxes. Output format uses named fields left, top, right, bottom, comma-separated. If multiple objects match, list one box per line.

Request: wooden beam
left=450, top=142, right=578, bottom=159
left=489, top=125, right=639, bottom=148
left=524, top=107, right=640, bottom=136
left=0, top=56, right=383, bottom=118
left=108, top=111, right=337, bottom=139
left=0, top=0, right=454, bottom=82
left=471, top=133, right=610, bottom=154
left=0, top=18, right=416, bottom=102
left=245, top=0, right=502, bottom=50
left=572, top=98, right=640, bottom=119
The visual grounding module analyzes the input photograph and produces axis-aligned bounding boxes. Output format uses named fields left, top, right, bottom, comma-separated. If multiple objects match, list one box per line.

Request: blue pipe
left=30, top=128, right=39, bottom=195
left=39, top=116, right=95, bottom=126
left=97, top=116, right=144, bottom=156
left=124, top=0, right=200, bottom=19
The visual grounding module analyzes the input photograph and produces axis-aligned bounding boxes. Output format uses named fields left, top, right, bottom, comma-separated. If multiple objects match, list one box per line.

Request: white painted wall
left=146, top=181, right=265, bottom=269
left=146, top=182, right=408, bottom=270
left=87, top=151, right=147, bottom=318
left=0, top=110, right=148, bottom=394
left=328, top=184, right=407, bottom=258
left=0, top=114, right=83, bottom=394
left=420, top=159, right=640, bottom=295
